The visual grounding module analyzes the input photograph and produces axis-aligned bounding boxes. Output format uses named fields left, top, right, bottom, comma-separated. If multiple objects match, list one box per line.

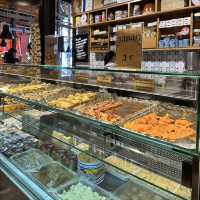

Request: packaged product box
left=142, top=27, right=157, bottom=49
left=183, top=17, right=191, bottom=25
left=161, top=0, right=185, bottom=11
left=159, top=21, right=166, bottom=28
left=177, top=18, right=184, bottom=26
left=72, top=0, right=82, bottom=15
left=94, top=0, right=104, bottom=9
left=85, top=0, right=93, bottom=12
left=117, top=0, right=129, bottom=3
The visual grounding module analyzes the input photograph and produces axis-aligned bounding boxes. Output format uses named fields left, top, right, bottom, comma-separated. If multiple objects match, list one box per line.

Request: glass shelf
left=0, top=91, right=199, bottom=156
left=0, top=64, right=199, bottom=103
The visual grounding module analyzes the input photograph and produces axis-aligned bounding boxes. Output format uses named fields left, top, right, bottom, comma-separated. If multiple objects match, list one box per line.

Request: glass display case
left=0, top=64, right=199, bottom=200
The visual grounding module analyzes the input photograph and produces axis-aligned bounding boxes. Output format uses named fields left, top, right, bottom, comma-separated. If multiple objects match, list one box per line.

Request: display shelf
left=74, top=2, right=200, bottom=19
left=74, top=5, right=200, bottom=28
left=143, top=47, right=200, bottom=51
left=2, top=65, right=200, bottom=77
left=90, top=50, right=109, bottom=53
left=73, top=1, right=200, bottom=58
left=0, top=69, right=197, bottom=103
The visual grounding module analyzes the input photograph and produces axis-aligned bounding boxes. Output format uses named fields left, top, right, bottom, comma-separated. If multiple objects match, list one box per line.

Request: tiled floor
left=0, top=171, right=29, bottom=200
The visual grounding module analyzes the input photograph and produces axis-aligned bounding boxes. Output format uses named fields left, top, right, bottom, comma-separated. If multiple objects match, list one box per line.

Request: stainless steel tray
left=121, top=103, right=196, bottom=149
left=73, top=92, right=156, bottom=125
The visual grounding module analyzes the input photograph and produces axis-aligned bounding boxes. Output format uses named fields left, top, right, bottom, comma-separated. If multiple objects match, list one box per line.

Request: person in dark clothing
left=104, top=51, right=116, bottom=67
left=4, top=48, right=18, bottom=64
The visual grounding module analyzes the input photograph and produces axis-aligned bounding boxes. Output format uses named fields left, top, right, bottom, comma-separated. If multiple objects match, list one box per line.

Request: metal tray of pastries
left=74, top=92, right=155, bottom=125
left=122, top=103, right=196, bottom=149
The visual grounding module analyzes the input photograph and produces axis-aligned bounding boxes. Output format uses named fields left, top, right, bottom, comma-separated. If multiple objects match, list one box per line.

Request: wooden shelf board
left=159, top=25, right=190, bottom=29
left=90, top=50, right=109, bottom=53
left=73, top=24, right=89, bottom=29
left=143, top=47, right=200, bottom=51
left=92, top=33, right=108, bottom=37
left=90, top=21, right=109, bottom=26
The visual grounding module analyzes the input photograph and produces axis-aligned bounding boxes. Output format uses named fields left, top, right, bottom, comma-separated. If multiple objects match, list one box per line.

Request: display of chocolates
left=0, top=130, right=38, bottom=157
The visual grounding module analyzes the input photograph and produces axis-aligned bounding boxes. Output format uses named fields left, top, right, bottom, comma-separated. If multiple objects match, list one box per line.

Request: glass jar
left=194, top=12, right=200, bottom=29
left=193, top=29, right=200, bottom=46
left=169, top=34, right=176, bottom=48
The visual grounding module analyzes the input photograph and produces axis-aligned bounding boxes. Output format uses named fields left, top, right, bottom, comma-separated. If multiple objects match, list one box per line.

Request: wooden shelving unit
left=73, top=0, right=200, bottom=54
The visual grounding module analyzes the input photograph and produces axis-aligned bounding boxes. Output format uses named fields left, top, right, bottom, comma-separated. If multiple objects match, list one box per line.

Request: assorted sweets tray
left=11, top=148, right=53, bottom=172
left=5, top=82, right=74, bottom=99
left=0, top=130, right=38, bottom=157
left=56, top=179, right=112, bottom=200
left=0, top=103, right=26, bottom=113
left=21, top=86, right=75, bottom=104
left=48, top=92, right=97, bottom=110
left=122, top=103, right=196, bottom=149
left=104, top=155, right=191, bottom=200
left=114, top=179, right=170, bottom=200
left=31, top=162, right=77, bottom=190
left=74, top=92, right=154, bottom=124
left=0, top=81, right=97, bottom=110
left=7, top=82, right=49, bottom=95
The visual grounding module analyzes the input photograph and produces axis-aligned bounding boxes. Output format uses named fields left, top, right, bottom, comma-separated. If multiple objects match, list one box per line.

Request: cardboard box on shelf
left=85, top=0, right=93, bottom=12
left=94, top=0, right=104, bottom=9
left=142, top=27, right=157, bottom=49
left=72, top=0, right=82, bottom=15
left=161, top=0, right=186, bottom=11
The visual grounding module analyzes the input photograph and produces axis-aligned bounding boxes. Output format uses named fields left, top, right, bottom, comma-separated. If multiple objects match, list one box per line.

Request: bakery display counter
left=0, top=115, right=184, bottom=200
left=0, top=65, right=199, bottom=200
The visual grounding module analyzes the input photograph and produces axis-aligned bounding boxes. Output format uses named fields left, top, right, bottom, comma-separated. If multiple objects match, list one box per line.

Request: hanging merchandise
left=30, top=23, right=41, bottom=65
left=16, top=35, right=22, bottom=58
left=16, top=31, right=30, bottom=63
